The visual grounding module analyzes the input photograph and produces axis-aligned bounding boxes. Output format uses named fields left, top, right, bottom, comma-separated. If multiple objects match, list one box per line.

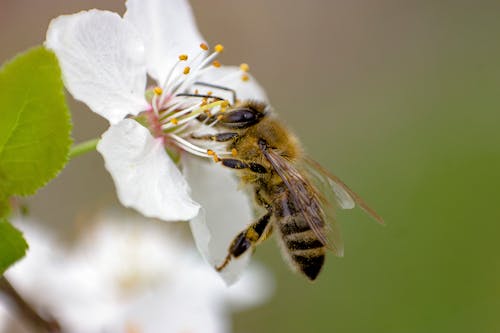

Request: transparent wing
left=302, top=159, right=355, bottom=210
left=303, top=157, right=384, bottom=225
left=261, top=147, right=345, bottom=256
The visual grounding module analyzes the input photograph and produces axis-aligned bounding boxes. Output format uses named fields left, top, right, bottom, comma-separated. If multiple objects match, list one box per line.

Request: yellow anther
left=178, top=54, right=188, bottom=61
left=214, top=44, right=224, bottom=53
left=207, top=149, right=215, bottom=156
left=241, top=74, right=250, bottom=82
left=217, top=114, right=224, bottom=121
left=231, top=148, right=238, bottom=157
left=221, top=100, right=229, bottom=107
left=220, top=107, right=227, bottom=113
left=207, top=91, right=213, bottom=96
left=170, top=118, right=179, bottom=125
left=240, top=63, right=250, bottom=72
left=212, top=60, right=221, bottom=68
left=213, top=155, right=221, bottom=163
left=183, top=66, right=191, bottom=75
left=200, top=43, right=209, bottom=51
left=153, top=87, right=163, bottom=95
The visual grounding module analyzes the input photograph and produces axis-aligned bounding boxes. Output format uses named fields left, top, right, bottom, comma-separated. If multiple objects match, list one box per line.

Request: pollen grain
left=214, top=44, right=224, bottom=53
left=240, top=63, right=250, bottom=72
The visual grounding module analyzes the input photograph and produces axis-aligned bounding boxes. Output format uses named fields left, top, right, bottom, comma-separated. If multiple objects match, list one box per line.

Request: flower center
left=138, top=43, right=251, bottom=163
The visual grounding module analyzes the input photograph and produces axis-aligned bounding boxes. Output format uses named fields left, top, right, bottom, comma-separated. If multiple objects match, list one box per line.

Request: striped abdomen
left=273, top=191, right=327, bottom=281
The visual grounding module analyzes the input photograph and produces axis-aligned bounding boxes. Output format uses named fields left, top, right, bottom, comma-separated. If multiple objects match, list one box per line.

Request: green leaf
left=0, top=47, right=72, bottom=197
left=0, top=219, right=28, bottom=274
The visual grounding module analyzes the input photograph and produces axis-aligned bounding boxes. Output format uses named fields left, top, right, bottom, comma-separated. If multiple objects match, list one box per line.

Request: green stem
left=68, top=138, right=99, bottom=159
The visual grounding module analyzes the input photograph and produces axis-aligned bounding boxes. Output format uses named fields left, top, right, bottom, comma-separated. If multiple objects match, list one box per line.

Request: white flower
left=45, top=0, right=268, bottom=283
left=5, top=213, right=273, bottom=333
left=0, top=305, right=7, bottom=332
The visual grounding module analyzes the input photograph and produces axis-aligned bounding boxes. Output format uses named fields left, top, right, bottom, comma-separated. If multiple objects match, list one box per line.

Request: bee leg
left=175, top=92, right=225, bottom=101
left=220, top=158, right=267, bottom=174
left=215, top=209, right=272, bottom=272
left=193, top=81, right=237, bottom=105
left=190, top=132, right=239, bottom=142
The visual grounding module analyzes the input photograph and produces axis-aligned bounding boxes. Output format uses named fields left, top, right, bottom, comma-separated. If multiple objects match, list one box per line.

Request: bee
left=190, top=86, right=383, bottom=281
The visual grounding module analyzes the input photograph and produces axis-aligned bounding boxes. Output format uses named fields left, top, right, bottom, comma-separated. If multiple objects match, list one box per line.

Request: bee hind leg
left=215, top=209, right=273, bottom=272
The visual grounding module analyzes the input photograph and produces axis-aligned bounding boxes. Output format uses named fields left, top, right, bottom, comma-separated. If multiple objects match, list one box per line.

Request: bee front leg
left=190, top=132, right=239, bottom=142
left=220, top=158, right=267, bottom=174
left=215, top=209, right=273, bottom=272
left=193, top=81, right=237, bottom=104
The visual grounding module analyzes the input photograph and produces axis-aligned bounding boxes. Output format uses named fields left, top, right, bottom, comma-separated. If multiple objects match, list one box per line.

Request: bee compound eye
left=222, top=108, right=264, bottom=128
left=225, top=109, right=255, bottom=122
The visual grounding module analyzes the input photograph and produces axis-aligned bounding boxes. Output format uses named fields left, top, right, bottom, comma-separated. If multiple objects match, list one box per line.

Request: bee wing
left=261, top=147, right=345, bottom=255
left=303, top=157, right=384, bottom=225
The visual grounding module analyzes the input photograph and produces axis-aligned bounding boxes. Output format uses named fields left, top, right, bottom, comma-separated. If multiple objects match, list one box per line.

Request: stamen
left=213, top=60, right=221, bottom=68
left=173, top=49, right=223, bottom=94
left=179, top=54, right=188, bottom=61
left=207, top=149, right=221, bottom=163
left=154, top=87, right=163, bottom=95
left=183, top=66, right=191, bottom=75
left=170, top=134, right=212, bottom=157
left=214, top=44, right=224, bottom=53
left=241, top=74, right=250, bottom=82
left=170, top=118, right=179, bottom=125
left=151, top=93, right=160, bottom=117
left=200, top=43, right=209, bottom=51
left=162, top=100, right=227, bottom=130
left=164, top=47, right=207, bottom=97
left=240, top=63, right=250, bottom=72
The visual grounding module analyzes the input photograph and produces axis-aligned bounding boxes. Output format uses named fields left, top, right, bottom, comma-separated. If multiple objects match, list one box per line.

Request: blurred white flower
left=5, top=212, right=273, bottom=333
left=45, top=0, right=268, bottom=284
left=0, top=304, right=7, bottom=332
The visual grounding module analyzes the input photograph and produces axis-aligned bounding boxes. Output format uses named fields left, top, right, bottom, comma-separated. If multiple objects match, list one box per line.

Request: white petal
left=0, top=302, right=8, bottom=332
left=183, top=156, right=254, bottom=285
left=197, top=66, right=269, bottom=103
left=225, top=263, right=274, bottom=311
left=97, top=119, right=200, bottom=221
left=45, top=10, right=149, bottom=124
left=125, top=0, right=205, bottom=84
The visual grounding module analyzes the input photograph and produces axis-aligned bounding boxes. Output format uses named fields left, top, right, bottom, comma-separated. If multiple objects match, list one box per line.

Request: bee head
left=219, top=101, right=270, bottom=129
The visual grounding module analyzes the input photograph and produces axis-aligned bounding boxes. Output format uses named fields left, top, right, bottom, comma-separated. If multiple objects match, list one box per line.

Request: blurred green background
left=1, top=1, right=499, bottom=332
